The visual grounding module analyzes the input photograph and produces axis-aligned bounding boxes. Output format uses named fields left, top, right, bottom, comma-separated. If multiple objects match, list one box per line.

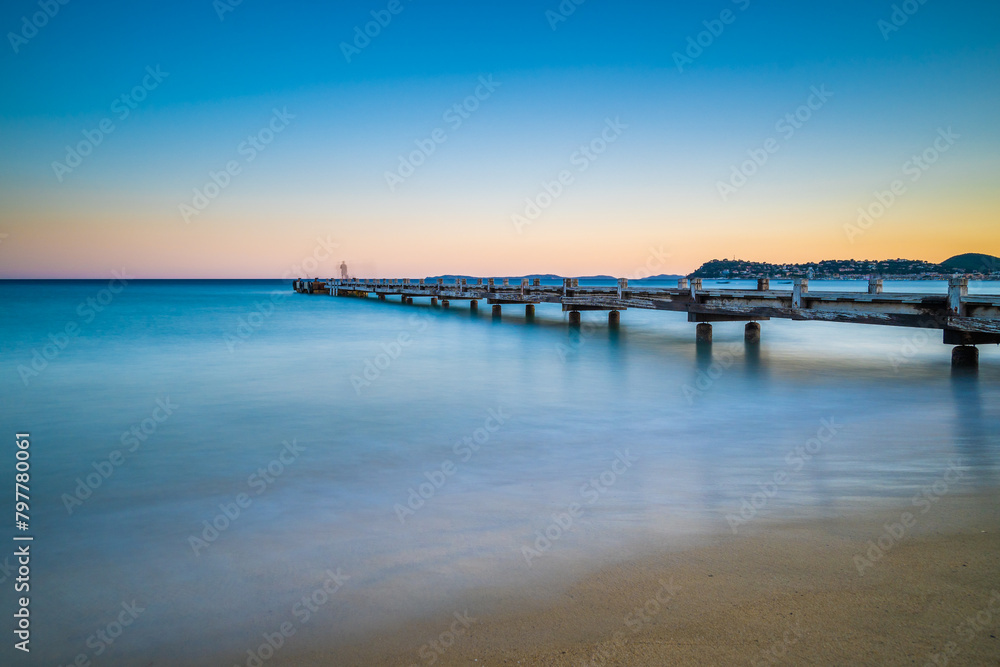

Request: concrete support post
left=525, top=304, right=535, bottom=317
left=696, top=323, right=713, bottom=343
left=868, top=277, right=883, bottom=294
left=609, top=310, right=621, bottom=327
left=948, top=276, right=968, bottom=316
left=492, top=304, right=501, bottom=316
left=404, top=297, right=413, bottom=304
left=745, top=321, right=761, bottom=343
left=470, top=300, right=478, bottom=311
left=568, top=311, right=581, bottom=325
left=952, top=346, right=979, bottom=369
left=378, top=294, right=386, bottom=301
left=793, top=278, right=809, bottom=308
left=431, top=297, right=438, bottom=306
left=442, top=300, right=450, bottom=308
left=757, top=278, right=770, bottom=291
left=677, top=278, right=689, bottom=289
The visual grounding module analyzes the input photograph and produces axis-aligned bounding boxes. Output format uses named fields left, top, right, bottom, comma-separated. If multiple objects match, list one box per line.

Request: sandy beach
left=272, top=491, right=1000, bottom=666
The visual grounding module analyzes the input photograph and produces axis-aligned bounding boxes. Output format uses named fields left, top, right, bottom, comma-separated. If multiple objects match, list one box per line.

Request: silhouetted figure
left=340, top=261, right=349, bottom=279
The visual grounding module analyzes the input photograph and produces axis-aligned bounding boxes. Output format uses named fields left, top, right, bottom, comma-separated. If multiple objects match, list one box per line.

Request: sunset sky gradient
left=1, top=0, right=998, bottom=278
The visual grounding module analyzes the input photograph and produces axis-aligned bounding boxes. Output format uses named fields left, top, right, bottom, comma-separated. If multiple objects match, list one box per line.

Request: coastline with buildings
left=688, top=253, right=1000, bottom=281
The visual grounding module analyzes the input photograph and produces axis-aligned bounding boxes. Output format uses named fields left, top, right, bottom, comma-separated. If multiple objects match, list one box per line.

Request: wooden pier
left=293, top=276, right=1000, bottom=368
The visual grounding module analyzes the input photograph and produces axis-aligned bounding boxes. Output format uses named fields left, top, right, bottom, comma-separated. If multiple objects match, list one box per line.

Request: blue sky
left=1, top=0, right=998, bottom=277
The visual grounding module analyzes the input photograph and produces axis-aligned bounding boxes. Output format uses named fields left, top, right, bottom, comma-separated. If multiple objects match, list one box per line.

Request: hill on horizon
left=940, top=253, right=1000, bottom=273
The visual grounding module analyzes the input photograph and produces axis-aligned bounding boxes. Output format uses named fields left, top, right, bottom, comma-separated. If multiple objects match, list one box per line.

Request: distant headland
left=419, top=254, right=1000, bottom=284
left=688, top=253, right=1000, bottom=280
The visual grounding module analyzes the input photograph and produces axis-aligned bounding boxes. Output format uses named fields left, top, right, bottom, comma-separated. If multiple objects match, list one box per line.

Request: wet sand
left=264, top=491, right=1000, bottom=666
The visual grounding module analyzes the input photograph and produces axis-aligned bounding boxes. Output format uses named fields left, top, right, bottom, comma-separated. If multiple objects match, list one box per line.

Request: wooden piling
left=745, top=322, right=761, bottom=343
left=952, top=346, right=979, bottom=369
left=568, top=311, right=581, bottom=326
left=696, top=323, right=713, bottom=343
left=609, top=310, right=620, bottom=326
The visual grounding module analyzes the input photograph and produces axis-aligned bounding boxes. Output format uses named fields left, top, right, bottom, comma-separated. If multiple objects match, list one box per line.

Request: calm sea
left=1, top=278, right=998, bottom=665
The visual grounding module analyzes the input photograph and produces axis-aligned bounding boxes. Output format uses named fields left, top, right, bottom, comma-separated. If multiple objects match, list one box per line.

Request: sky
left=0, top=0, right=998, bottom=278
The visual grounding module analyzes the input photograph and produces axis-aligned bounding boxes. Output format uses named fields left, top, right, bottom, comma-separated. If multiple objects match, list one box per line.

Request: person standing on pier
left=340, top=261, right=349, bottom=280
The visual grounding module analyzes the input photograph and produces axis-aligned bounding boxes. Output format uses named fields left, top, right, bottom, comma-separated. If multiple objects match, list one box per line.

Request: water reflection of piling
left=950, top=372, right=994, bottom=489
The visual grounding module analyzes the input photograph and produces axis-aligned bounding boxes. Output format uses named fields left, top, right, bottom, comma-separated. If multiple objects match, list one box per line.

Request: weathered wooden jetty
left=293, top=276, right=1000, bottom=368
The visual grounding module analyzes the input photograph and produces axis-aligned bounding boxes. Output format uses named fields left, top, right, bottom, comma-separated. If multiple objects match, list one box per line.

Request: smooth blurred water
left=0, top=279, right=998, bottom=665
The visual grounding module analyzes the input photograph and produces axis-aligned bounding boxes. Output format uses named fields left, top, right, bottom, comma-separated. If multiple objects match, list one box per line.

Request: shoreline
left=258, top=490, right=1000, bottom=666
